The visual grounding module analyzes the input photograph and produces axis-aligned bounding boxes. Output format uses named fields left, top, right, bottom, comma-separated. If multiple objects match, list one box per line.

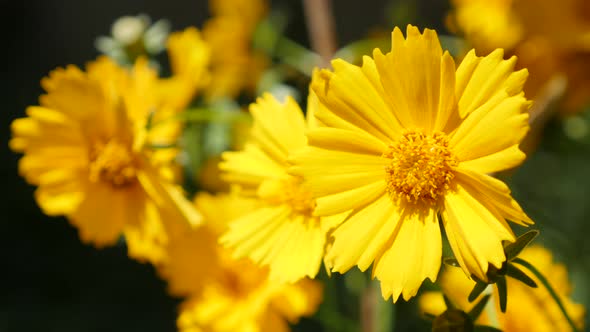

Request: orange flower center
left=89, top=139, right=137, bottom=187
left=383, top=129, right=458, bottom=205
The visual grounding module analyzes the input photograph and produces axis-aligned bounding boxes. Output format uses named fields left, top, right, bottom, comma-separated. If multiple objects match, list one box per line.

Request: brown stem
left=302, top=0, right=337, bottom=68
left=360, top=282, right=377, bottom=332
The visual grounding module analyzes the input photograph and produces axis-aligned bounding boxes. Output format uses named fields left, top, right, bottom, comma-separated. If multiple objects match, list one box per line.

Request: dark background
left=0, top=1, right=451, bottom=331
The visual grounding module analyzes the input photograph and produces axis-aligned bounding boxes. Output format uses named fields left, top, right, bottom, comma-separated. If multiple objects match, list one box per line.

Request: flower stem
left=513, top=258, right=580, bottom=332
left=302, top=0, right=337, bottom=67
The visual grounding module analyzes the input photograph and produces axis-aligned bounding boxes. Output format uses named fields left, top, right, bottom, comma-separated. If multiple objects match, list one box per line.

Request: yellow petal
left=458, top=145, right=526, bottom=174
left=456, top=49, right=528, bottom=117
left=442, top=184, right=513, bottom=280
left=375, top=26, right=450, bottom=132
left=290, top=147, right=388, bottom=203
left=450, top=92, right=530, bottom=163
left=373, top=207, right=441, bottom=301
left=325, top=194, right=398, bottom=273
left=455, top=168, right=533, bottom=226
left=306, top=127, right=388, bottom=155
left=34, top=171, right=86, bottom=216
left=220, top=144, right=286, bottom=189
left=312, top=56, right=402, bottom=142
left=221, top=205, right=325, bottom=282
left=68, top=182, right=128, bottom=246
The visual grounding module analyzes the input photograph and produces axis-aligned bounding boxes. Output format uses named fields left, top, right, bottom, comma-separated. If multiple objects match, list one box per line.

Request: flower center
left=89, top=139, right=137, bottom=187
left=383, top=129, right=458, bottom=205
left=262, top=176, right=316, bottom=217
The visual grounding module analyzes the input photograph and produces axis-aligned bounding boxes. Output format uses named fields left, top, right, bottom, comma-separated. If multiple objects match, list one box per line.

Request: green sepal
left=468, top=281, right=488, bottom=302
left=504, top=230, right=539, bottom=260
left=506, top=264, right=538, bottom=288
left=497, top=277, right=508, bottom=312
left=468, top=294, right=491, bottom=320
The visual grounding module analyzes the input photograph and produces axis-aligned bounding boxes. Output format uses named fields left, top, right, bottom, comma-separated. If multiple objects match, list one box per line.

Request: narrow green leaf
left=468, top=281, right=488, bottom=302
left=497, top=277, right=508, bottom=312
left=468, top=294, right=491, bottom=320
left=506, top=264, right=538, bottom=288
left=505, top=230, right=539, bottom=260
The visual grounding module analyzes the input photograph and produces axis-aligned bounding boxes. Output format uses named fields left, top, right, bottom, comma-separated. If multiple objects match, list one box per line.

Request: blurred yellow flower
left=177, top=258, right=322, bottom=332
left=156, top=191, right=323, bottom=332
left=219, top=93, right=346, bottom=283
left=291, top=25, right=533, bottom=301
left=448, top=0, right=590, bottom=113
left=202, top=0, right=268, bottom=100
left=10, top=56, right=201, bottom=263
left=420, top=245, right=585, bottom=331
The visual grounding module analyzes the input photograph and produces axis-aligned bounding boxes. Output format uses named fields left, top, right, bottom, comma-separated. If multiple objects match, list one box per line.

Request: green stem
left=148, top=109, right=251, bottom=129
left=512, top=258, right=580, bottom=332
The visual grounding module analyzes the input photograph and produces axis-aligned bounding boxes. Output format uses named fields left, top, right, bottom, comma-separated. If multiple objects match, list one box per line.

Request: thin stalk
left=148, top=109, right=251, bottom=129
left=302, top=0, right=337, bottom=67
left=513, top=258, right=580, bottom=332
left=360, top=281, right=377, bottom=332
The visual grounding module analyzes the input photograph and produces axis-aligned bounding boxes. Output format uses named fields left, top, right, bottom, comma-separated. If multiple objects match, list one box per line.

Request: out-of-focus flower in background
left=9, top=57, right=202, bottom=263
left=448, top=0, right=590, bottom=114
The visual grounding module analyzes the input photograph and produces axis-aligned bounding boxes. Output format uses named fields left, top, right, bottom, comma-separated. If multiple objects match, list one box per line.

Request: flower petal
left=373, top=207, right=442, bottom=301
left=442, top=184, right=513, bottom=280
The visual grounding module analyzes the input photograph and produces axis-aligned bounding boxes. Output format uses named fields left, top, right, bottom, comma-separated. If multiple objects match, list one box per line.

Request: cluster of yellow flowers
left=10, top=0, right=588, bottom=331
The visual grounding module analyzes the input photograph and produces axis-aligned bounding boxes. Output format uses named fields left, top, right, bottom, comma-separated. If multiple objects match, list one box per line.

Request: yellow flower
left=420, top=245, right=586, bottom=331
left=202, top=0, right=268, bottom=100
left=158, top=27, right=210, bottom=110
left=177, top=259, right=322, bottom=332
left=156, top=191, right=323, bottom=332
left=291, top=25, right=533, bottom=301
left=158, top=192, right=259, bottom=297
left=219, top=93, right=346, bottom=283
left=10, top=57, right=201, bottom=263
left=448, top=0, right=590, bottom=113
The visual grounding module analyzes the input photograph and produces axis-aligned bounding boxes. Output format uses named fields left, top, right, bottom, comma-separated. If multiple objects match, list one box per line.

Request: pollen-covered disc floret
left=383, top=129, right=458, bottom=205
left=280, top=177, right=317, bottom=217
left=89, top=139, right=138, bottom=187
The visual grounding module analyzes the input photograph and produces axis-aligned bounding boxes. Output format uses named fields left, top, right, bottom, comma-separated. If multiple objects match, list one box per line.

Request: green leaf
left=506, top=264, right=538, bottom=288
left=497, top=277, right=508, bottom=312
left=468, top=294, right=491, bottom=320
left=504, top=230, right=539, bottom=260
left=468, top=281, right=488, bottom=302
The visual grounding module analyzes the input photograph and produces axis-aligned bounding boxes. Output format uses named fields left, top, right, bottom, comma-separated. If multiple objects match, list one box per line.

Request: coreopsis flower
left=448, top=0, right=590, bottom=113
left=420, top=246, right=585, bottom=331
left=177, top=256, right=322, bottom=332
left=157, top=192, right=259, bottom=297
left=10, top=56, right=202, bottom=263
left=156, top=191, right=323, bottom=332
left=219, top=93, right=346, bottom=283
left=291, top=25, right=533, bottom=301
left=202, top=0, right=268, bottom=100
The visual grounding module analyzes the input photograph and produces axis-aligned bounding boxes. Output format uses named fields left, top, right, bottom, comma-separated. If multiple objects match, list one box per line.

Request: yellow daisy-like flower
left=202, top=0, right=268, bottom=100
left=448, top=0, right=590, bottom=113
left=420, top=245, right=586, bottom=331
left=10, top=56, right=201, bottom=263
left=177, top=257, right=322, bottom=332
left=156, top=191, right=323, bottom=332
left=291, top=25, right=533, bottom=301
left=219, top=93, right=345, bottom=283
left=158, top=192, right=259, bottom=297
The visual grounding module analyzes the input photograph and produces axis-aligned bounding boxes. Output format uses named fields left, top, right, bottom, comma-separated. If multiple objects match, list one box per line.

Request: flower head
left=291, top=25, right=533, bottom=301
left=10, top=57, right=202, bottom=263
left=219, top=93, right=346, bottom=283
